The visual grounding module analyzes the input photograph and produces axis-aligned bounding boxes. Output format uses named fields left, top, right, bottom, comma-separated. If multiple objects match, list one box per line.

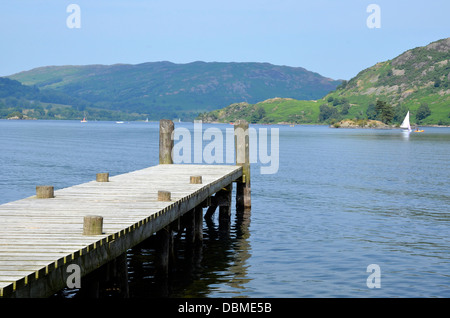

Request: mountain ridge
left=4, top=61, right=340, bottom=121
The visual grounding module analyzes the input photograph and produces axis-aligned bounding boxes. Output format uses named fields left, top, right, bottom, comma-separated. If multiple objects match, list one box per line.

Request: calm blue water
left=0, top=119, right=449, bottom=298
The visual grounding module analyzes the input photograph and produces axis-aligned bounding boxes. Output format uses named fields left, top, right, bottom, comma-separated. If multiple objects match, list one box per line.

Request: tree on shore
left=375, top=100, right=394, bottom=124
left=416, top=103, right=431, bottom=122
left=318, top=104, right=339, bottom=122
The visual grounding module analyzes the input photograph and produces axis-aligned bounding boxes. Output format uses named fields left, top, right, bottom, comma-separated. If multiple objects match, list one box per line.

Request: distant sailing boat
left=81, top=117, right=87, bottom=123
left=400, top=111, right=411, bottom=132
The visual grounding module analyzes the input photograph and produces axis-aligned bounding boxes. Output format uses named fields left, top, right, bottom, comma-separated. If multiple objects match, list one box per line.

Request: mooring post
left=158, top=190, right=171, bottom=201
left=159, top=119, right=174, bottom=164
left=96, top=173, right=109, bottom=182
left=190, top=175, right=202, bottom=184
left=234, top=119, right=251, bottom=210
left=36, top=186, right=54, bottom=199
left=83, top=215, right=103, bottom=235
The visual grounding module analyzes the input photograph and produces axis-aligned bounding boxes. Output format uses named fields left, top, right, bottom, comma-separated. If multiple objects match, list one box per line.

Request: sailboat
left=400, top=111, right=411, bottom=132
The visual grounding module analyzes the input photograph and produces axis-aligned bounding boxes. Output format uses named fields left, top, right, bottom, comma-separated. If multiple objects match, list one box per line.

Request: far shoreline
left=2, top=117, right=450, bottom=128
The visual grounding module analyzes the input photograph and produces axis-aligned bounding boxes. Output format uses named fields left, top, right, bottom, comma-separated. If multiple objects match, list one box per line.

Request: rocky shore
left=330, top=119, right=394, bottom=129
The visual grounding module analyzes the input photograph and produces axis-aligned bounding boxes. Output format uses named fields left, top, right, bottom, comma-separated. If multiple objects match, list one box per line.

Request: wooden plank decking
left=0, top=164, right=243, bottom=298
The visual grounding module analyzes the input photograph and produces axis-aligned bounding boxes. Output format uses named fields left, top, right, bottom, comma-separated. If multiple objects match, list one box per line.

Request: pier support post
left=183, top=206, right=203, bottom=245
left=194, top=206, right=203, bottom=244
left=184, top=209, right=195, bottom=245
left=159, top=119, right=174, bottom=164
left=234, top=119, right=251, bottom=211
left=219, top=184, right=233, bottom=233
left=104, top=252, right=129, bottom=298
left=204, top=201, right=217, bottom=220
left=155, top=226, right=171, bottom=279
left=169, top=220, right=178, bottom=267
left=80, top=271, right=101, bottom=298
left=113, top=252, right=129, bottom=298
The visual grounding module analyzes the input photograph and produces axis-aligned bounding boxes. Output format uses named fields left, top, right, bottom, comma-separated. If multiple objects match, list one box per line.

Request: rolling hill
left=0, top=77, right=142, bottom=121
left=4, top=61, right=340, bottom=121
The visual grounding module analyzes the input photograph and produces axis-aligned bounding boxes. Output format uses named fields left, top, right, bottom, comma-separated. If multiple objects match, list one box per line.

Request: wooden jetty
left=0, top=119, right=251, bottom=298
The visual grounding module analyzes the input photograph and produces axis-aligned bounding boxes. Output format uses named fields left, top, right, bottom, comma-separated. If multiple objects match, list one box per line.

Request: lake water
left=0, top=120, right=449, bottom=298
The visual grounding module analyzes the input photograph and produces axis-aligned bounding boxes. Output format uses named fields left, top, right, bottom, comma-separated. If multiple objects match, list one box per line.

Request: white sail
left=400, top=111, right=411, bottom=131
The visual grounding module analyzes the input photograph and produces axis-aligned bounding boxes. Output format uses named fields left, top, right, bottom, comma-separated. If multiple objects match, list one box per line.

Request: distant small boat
left=414, top=129, right=424, bottom=133
left=81, top=117, right=87, bottom=123
left=400, top=111, right=411, bottom=133
left=116, top=121, right=124, bottom=124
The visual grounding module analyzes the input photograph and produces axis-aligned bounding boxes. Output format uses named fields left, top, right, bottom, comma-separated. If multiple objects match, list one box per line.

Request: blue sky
left=0, top=0, right=449, bottom=80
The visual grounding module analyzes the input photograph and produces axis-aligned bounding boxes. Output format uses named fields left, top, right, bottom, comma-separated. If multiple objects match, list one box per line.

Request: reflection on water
left=126, top=206, right=252, bottom=298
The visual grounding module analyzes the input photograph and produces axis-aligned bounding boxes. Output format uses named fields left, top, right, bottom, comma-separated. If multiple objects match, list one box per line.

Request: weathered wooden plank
left=0, top=164, right=242, bottom=298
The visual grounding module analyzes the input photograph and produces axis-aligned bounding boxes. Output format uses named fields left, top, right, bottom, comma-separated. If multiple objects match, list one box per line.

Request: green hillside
left=0, top=77, right=143, bottom=121
left=323, top=37, right=450, bottom=125
left=197, top=98, right=320, bottom=124
left=199, top=38, right=450, bottom=126
left=6, top=61, right=340, bottom=121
